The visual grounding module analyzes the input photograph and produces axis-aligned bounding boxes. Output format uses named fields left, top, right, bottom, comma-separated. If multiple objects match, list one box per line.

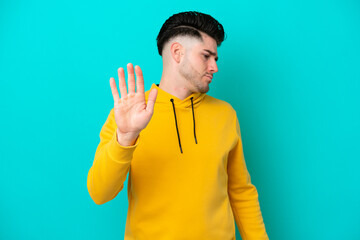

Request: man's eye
left=203, top=54, right=210, bottom=59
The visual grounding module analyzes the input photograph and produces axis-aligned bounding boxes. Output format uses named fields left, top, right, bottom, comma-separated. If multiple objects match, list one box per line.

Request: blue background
left=1, top=0, right=359, bottom=239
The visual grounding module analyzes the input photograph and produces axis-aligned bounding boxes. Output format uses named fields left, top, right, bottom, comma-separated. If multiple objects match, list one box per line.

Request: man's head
left=156, top=11, right=225, bottom=94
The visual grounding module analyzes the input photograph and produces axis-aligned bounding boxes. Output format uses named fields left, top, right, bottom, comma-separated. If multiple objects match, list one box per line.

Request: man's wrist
left=116, top=129, right=140, bottom=146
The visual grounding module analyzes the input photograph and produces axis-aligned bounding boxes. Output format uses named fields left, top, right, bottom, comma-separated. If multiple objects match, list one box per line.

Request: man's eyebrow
left=203, top=49, right=219, bottom=61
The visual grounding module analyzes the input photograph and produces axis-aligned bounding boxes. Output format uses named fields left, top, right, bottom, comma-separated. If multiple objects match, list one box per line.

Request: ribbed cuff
left=107, top=130, right=140, bottom=163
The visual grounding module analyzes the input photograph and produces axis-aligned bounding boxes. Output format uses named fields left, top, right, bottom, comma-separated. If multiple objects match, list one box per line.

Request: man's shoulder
left=204, top=95, right=235, bottom=111
left=203, top=94, right=237, bottom=116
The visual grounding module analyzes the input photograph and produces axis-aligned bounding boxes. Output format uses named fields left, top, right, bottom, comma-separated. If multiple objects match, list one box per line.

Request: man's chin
left=197, top=85, right=209, bottom=93
left=189, top=80, right=209, bottom=93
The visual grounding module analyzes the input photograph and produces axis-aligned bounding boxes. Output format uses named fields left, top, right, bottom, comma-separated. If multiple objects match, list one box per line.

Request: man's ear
left=170, top=42, right=183, bottom=63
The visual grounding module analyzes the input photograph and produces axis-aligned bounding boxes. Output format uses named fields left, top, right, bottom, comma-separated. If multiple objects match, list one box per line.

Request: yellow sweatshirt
left=87, top=83, right=269, bottom=240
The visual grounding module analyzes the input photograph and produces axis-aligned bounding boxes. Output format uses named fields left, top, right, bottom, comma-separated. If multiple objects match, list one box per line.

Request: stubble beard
left=179, top=58, right=209, bottom=93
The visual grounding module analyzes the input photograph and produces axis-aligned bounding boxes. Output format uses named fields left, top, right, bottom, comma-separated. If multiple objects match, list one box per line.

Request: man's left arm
left=227, top=113, right=269, bottom=240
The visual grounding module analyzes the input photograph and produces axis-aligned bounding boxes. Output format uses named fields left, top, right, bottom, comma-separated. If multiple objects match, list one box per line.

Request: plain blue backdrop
left=1, top=0, right=359, bottom=239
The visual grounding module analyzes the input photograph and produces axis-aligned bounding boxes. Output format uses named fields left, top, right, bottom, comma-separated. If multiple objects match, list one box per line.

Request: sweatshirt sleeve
left=227, top=112, right=269, bottom=240
left=87, top=108, right=140, bottom=205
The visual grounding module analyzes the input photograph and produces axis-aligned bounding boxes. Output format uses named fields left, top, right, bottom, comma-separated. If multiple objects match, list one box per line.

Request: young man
left=87, top=11, right=269, bottom=240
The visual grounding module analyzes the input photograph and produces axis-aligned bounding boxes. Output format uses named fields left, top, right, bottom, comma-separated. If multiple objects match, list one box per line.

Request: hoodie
left=87, top=83, right=269, bottom=240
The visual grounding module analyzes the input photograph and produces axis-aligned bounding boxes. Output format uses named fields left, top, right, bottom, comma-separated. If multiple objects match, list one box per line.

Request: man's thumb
left=146, top=88, right=158, bottom=112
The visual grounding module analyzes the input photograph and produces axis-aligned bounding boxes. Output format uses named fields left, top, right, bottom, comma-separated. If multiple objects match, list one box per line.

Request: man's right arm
left=87, top=108, right=139, bottom=205
left=87, top=63, right=157, bottom=205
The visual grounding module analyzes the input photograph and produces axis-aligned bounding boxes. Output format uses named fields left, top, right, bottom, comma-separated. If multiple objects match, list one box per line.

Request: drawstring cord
left=170, top=99, right=183, bottom=154
left=190, top=97, right=198, bottom=144
left=170, top=97, right=198, bottom=154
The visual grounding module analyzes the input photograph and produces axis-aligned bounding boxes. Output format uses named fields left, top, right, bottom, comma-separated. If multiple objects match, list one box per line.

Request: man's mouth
left=205, top=74, right=213, bottom=81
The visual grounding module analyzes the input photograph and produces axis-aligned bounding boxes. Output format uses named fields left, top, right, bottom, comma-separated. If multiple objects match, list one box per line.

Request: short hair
left=156, top=11, right=226, bottom=56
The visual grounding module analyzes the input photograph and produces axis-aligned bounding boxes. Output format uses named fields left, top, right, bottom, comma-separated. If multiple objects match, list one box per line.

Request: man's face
left=179, top=32, right=219, bottom=93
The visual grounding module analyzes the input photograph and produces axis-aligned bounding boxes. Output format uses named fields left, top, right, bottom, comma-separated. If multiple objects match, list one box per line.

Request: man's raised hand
left=110, top=63, right=158, bottom=146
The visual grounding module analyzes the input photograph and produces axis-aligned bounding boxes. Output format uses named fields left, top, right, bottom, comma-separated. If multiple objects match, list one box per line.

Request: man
left=87, top=11, right=269, bottom=240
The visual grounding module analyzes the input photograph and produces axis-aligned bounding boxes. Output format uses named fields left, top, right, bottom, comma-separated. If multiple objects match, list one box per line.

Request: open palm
left=110, top=63, right=158, bottom=138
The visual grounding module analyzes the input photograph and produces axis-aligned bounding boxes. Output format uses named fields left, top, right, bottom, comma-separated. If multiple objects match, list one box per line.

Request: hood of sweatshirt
left=145, top=83, right=207, bottom=109
left=145, top=83, right=207, bottom=154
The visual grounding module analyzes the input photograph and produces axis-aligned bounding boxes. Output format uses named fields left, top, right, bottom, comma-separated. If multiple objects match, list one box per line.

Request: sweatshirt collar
left=146, top=83, right=206, bottom=109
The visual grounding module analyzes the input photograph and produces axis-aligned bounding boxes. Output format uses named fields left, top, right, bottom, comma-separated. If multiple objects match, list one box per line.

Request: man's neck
left=158, top=78, right=192, bottom=100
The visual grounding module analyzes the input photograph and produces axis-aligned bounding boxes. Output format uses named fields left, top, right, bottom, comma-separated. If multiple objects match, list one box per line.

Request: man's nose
left=208, top=58, right=218, bottom=73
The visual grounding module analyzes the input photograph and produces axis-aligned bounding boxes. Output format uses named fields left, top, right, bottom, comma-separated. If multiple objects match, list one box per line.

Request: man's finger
left=135, top=65, right=145, bottom=95
left=127, top=63, right=136, bottom=94
left=118, top=67, right=127, bottom=98
left=110, top=77, right=120, bottom=102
